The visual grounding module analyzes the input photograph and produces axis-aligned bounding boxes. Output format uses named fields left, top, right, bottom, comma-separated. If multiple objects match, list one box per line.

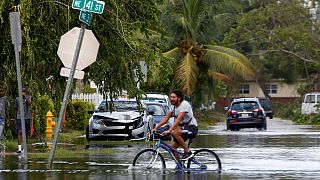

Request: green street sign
left=72, top=0, right=85, bottom=10
left=83, top=0, right=105, bottom=14
left=79, top=11, right=92, bottom=26
left=72, top=0, right=105, bottom=14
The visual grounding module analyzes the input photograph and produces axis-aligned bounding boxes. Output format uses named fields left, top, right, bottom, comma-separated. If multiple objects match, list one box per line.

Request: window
left=239, top=84, right=250, bottom=94
left=266, top=84, right=277, bottom=94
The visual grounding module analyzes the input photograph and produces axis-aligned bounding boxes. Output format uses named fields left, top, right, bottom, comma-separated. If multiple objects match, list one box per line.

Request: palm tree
left=160, top=0, right=254, bottom=97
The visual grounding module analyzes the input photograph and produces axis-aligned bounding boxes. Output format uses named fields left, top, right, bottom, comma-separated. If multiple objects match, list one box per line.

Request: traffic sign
left=79, top=11, right=92, bottom=26
left=57, top=27, right=100, bottom=71
left=72, top=0, right=105, bottom=14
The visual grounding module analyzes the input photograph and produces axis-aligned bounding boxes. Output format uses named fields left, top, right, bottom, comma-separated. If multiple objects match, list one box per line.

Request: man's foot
left=181, top=151, right=194, bottom=161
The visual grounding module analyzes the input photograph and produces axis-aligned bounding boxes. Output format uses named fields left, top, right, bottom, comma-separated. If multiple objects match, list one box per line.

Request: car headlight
left=92, top=118, right=104, bottom=125
left=132, top=116, right=143, bottom=128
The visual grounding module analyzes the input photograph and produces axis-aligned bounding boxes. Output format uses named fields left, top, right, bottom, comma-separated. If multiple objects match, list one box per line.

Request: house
left=216, top=79, right=302, bottom=108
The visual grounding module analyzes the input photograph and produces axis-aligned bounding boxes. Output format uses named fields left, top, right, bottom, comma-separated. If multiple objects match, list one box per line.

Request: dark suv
left=258, top=97, right=274, bottom=119
left=225, top=98, right=267, bottom=131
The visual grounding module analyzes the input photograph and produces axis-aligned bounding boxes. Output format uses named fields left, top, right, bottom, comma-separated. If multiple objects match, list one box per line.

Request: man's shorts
left=16, top=119, right=30, bottom=133
left=173, top=125, right=198, bottom=143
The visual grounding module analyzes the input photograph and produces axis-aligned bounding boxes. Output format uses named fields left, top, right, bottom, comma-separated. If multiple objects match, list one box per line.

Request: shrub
left=66, top=99, right=95, bottom=130
left=32, top=93, right=55, bottom=137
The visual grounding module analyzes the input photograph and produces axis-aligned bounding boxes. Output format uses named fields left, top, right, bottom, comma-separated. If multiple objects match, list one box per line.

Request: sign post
left=10, top=11, right=28, bottom=163
left=48, top=0, right=103, bottom=168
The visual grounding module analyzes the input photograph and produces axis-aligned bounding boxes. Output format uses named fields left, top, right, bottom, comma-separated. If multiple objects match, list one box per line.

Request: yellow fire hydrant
left=46, top=111, right=56, bottom=148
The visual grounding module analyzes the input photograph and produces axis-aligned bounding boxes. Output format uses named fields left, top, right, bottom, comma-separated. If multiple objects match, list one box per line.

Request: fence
left=71, top=93, right=103, bottom=108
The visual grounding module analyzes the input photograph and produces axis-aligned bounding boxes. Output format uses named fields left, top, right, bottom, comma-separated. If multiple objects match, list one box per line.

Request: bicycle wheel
left=132, top=149, right=166, bottom=170
left=187, top=149, right=221, bottom=171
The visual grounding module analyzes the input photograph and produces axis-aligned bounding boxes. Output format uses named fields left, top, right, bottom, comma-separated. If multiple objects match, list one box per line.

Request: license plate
left=241, top=114, right=249, bottom=118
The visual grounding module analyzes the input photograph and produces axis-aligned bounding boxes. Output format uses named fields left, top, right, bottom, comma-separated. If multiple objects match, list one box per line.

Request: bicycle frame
left=153, top=138, right=185, bottom=169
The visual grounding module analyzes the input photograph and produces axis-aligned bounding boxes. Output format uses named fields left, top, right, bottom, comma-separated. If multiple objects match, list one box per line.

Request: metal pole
left=14, top=44, right=28, bottom=163
left=10, top=10, right=28, bottom=163
left=48, top=23, right=87, bottom=168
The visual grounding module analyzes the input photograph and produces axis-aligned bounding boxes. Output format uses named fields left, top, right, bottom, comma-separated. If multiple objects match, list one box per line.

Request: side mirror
left=224, top=106, right=229, bottom=111
left=148, top=111, right=155, bottom=115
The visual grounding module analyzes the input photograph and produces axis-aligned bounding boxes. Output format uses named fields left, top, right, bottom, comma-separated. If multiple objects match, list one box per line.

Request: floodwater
left=0, top=118, right=320, bottom=179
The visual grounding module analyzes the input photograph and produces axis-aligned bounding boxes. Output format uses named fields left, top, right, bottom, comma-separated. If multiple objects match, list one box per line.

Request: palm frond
left=175, top=52, right=199, bottom=96
left=207, top=70, right=230, bottom=82
left=204, top=47, right=254, bottom=78
left=163, top=47, right=184, bottom=60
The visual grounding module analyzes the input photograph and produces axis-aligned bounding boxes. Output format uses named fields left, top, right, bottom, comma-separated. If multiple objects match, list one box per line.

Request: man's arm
left=153, top=111, right=173, bottom=131
left=5, top=100, right=10, bottom=127
left=167, top=111, right=187, bottom=132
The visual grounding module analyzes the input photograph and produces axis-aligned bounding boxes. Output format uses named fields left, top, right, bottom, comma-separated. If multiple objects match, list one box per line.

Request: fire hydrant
left=46, top=111, right=56, bottom=148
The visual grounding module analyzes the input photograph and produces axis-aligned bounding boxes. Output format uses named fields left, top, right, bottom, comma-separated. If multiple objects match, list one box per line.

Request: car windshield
left=98, top=100, right=139, bottom=111
left=232, top=101, right=259, bottom=111
left=147, top=104, right=166, bottom=115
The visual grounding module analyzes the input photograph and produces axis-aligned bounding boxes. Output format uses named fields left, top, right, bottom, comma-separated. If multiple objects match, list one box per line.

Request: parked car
left=141, top=92, right=171, bottom=107
left=258, top=97, right=274, bottom=119
left=225, top=97, right=267, bottom=131
left=86, top=98, right=154, bottom=141
left=143, top=101, right=174, bottom=125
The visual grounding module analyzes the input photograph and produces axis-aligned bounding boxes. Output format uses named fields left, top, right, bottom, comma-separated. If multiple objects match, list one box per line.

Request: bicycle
left=132, top=132, right=221, bottom=171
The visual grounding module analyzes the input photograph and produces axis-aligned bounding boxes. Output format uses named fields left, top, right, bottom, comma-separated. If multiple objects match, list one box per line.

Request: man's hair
left=170, top=89, right=184, bottom=102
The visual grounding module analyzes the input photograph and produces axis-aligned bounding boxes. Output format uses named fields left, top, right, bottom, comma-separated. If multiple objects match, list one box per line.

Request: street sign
left=79, top=11, right=92, bottom=26
left=60, top=67, right=84, bottom=79
left=83, top=0, right=105, bottom=14
left=72, top=0, right=105, bottom=14
left=72, top=0, right=85, bottom=10
left=9, top=12, right=22, bottom=51
left=57, top=27, right=99, bottom=71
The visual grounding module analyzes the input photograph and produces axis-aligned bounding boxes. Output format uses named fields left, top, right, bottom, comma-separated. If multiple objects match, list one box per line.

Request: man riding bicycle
left=152, top=89, right=198, bottom=161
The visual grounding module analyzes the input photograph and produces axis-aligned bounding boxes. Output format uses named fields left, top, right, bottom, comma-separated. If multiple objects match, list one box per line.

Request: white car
left=86, top=98, right=154, bottom=141
left=141, top=93, right=171, bottom=107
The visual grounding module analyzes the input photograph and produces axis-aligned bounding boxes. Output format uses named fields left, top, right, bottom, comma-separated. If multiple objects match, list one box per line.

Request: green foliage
left=158, top=0, right=254, bottom=100
left=80, top=84, right=96, bottom=94
left=66, top=99, right=95, bottom=130
left=273, top=101, right=300, bottom=120
left=32, top=93, right=54, bottom=136
left=223, top=0, right=320, bottom=94
left=273, top=100, right=320, bottom=125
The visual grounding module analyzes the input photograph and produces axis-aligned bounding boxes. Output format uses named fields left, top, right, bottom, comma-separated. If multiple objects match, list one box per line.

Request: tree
left=223, top=0, right=320, bottom=96
left=0, top=0, right=164, bottom=102
left=158, top=0, right=254, bottom=102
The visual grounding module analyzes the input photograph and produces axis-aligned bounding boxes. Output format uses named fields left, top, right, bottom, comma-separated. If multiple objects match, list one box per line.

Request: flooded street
left=0, top=118, right=320, bottom=179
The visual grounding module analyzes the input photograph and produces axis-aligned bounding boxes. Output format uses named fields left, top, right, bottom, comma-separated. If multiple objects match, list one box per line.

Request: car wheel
left=226, top=123, right=230, bottom=130
left=269, top=115, right=273, bottom=119
left=86, top=126, right=90, bottom=142
left=258, top=121, right=267, bottom=131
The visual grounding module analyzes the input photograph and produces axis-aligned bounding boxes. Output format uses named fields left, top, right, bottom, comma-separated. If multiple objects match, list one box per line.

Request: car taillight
left=253, top=108, right=263, bottom=116
left=227, top=110, right=238, bottom=118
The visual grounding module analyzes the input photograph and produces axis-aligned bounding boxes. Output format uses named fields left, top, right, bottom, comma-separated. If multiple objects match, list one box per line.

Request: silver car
left=86, top=98, right=154, bottom=141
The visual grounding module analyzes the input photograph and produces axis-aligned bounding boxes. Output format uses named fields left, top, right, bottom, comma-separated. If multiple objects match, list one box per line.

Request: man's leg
left=170, top=141, right=180, bottom=161
left=0, top=124, right=4, bottom=143
left=17, top=119, right=22, bottom=153
left=171, top=126, right=189, bottom=152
